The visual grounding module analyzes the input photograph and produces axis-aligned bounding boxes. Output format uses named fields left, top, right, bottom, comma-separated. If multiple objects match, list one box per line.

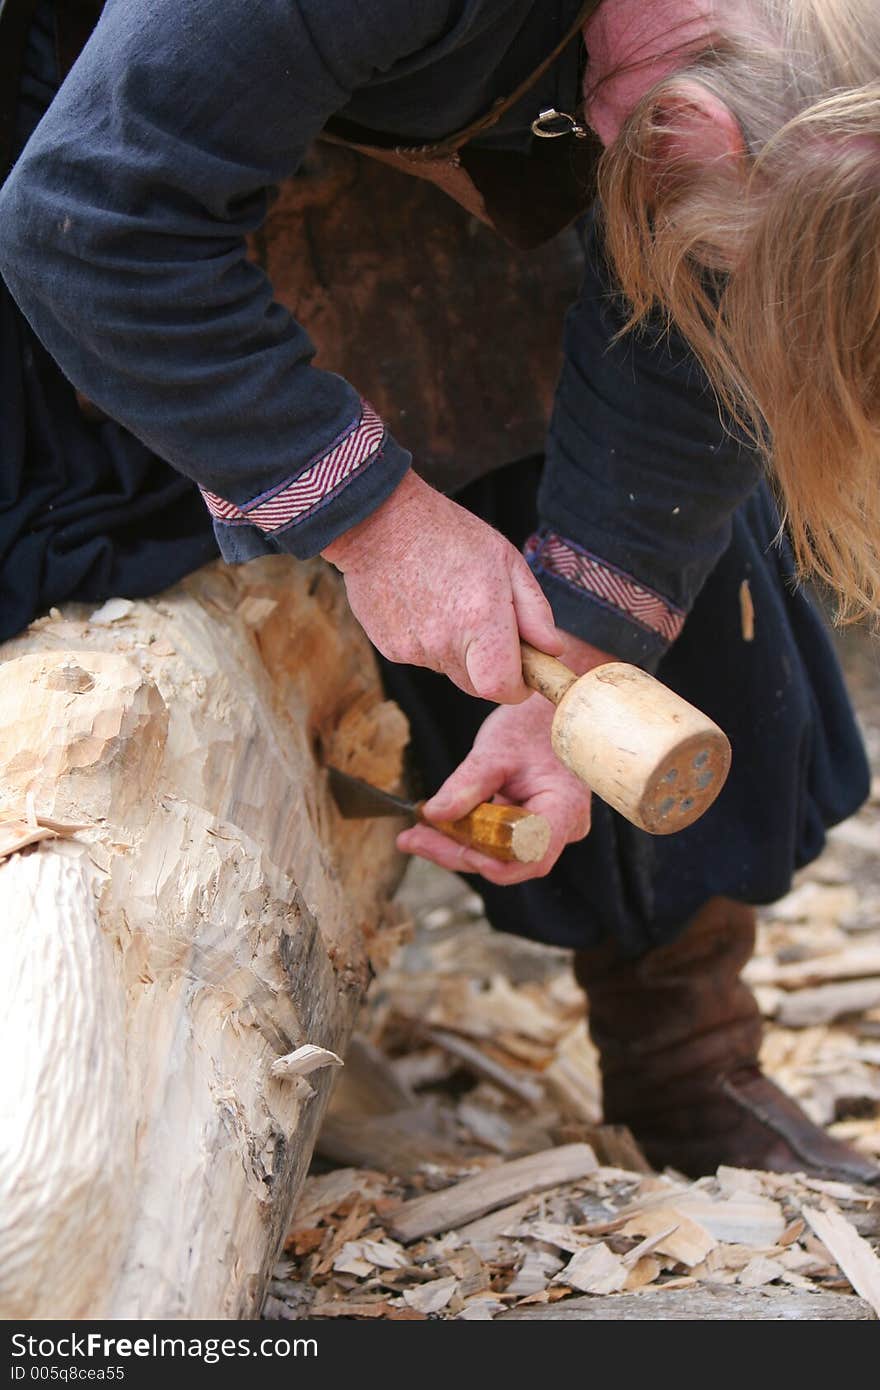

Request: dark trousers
left=379, top=458, right=870, bottom=958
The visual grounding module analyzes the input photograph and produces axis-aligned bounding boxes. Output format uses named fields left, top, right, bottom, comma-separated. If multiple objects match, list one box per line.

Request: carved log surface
left=0, top=557, right=407, bottom=1320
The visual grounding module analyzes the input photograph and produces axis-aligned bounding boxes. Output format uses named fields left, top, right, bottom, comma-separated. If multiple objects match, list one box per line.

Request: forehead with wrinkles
left=582, top=0, right=738, bottom=143
left=584, top=0, right=722, bottom=65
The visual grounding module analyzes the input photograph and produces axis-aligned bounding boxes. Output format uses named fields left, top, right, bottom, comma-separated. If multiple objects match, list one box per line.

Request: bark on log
left=0, top=556, right=408, bottom=1320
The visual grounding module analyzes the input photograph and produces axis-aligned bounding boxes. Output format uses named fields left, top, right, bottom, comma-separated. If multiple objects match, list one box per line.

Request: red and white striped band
left=200, top=400, right=386, bottom=533
left=525, top=530, right=685, bottom=644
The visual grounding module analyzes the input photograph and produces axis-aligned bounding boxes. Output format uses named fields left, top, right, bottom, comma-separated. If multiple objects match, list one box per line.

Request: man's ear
left=650, top=79, right=746, bottom=166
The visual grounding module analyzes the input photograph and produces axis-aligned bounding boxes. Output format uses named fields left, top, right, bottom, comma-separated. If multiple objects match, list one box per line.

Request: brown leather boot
left=573, top=898, right=880, bottom=1184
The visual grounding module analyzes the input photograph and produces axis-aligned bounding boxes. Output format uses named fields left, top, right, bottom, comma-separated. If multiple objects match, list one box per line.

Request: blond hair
left=596, top=0, right=880, bottom=621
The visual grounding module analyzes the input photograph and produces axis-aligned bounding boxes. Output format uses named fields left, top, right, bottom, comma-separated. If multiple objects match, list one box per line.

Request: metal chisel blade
left=327, top=766, right=417, bottom=821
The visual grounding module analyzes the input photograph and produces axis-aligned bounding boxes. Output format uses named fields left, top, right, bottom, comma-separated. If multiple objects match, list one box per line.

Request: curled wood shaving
left=802, top=1206, right=880, bottom=1317
left=89, top=597, right=135, bottom=625
left=0, top=806, right=90, bottom=862
left=271, top=1044, right=344, bottom=1080
left=739, top=579, right=755, bottom=642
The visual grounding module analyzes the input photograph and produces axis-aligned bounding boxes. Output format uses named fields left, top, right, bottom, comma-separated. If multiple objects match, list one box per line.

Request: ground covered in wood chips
left=265, top=628, right=880, bottom=1321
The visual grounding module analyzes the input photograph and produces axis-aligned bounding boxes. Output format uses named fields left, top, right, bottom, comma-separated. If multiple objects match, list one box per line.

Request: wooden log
left=499, top=1286, right=875, bottom=1320
left=0, top=556, right=408, bottom=1320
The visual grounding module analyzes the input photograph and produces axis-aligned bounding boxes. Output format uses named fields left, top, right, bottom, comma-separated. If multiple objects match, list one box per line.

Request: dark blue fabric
left=532, top=218, right=761, bottom=661
left=0, top=0, right=758, bottom=662
left=0, top=0, right=583, bottom=568
left=0, top=1, right=869, bottom=954
left=381, top=462, right=870, bottom=955
left=0, top=0, right=216, bottom=642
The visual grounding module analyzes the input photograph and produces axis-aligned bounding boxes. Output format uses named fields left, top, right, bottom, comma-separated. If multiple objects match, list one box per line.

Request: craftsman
left=0, top=0, right=877, bottom=1182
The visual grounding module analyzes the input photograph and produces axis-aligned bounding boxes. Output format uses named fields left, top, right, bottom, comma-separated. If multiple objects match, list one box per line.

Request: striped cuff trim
left=200, top=400, right=386, bottom=533
left=525, top=530, right=685, bottom=644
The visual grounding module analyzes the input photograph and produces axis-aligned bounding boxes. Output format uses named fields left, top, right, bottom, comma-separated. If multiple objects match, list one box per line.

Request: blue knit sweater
left=0, top=0, right=759, bottom=664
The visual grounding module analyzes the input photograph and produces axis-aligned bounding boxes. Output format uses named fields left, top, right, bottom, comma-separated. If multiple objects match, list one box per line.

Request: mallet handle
left=520, top=643, right=578, bottom=704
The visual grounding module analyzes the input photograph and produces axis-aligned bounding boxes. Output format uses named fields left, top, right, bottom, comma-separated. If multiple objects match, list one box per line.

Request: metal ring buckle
left=531, top=107, right=590, bottom=140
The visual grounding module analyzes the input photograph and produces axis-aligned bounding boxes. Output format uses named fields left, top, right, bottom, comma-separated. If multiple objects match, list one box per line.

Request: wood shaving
left=271, top=1044, right=344, bottom=1080
left=267, top=631, right=880, bottom=1321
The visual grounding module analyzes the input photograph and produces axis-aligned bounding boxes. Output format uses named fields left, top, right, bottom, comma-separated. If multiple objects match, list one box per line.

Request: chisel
left=327, top=765, right=551, bottom=864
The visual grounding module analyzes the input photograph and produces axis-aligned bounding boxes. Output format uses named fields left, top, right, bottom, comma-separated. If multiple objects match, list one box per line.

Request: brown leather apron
left=255, top=2, right=603, bottom=492
left=321, top=1, right=602, bottom=251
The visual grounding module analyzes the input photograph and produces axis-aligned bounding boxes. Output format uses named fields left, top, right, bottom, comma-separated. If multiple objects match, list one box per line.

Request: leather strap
left=1, top=0, right=600, bottom=249
left=3, top=1, right=600, bottom=198
left=325, top=0, right=601, bottom=158
left=414, top=0, right=601, bottom=158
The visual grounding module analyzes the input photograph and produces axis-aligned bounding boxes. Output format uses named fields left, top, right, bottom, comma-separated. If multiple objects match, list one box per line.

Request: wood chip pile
left=266, top=631, right=880, bottom=1321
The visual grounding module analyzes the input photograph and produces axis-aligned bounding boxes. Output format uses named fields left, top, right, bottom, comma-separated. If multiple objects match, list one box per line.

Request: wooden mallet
left=521, top=643, right=731, bottom=834
left=330, top=648, right=731, bottom=858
